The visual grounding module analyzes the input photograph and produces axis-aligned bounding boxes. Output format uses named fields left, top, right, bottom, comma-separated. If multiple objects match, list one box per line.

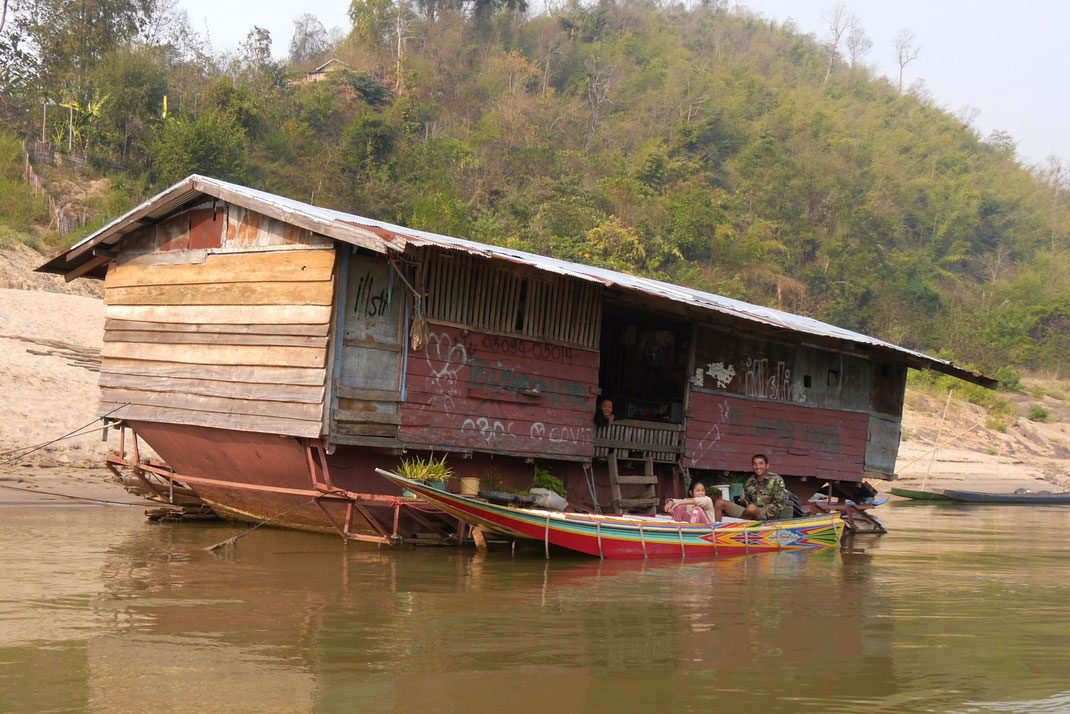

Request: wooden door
left=332, top=255, right=405, bottom=442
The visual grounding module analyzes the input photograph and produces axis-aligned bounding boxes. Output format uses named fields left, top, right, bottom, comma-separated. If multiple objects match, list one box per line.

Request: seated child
left=664, top=482, right=717, bottom=524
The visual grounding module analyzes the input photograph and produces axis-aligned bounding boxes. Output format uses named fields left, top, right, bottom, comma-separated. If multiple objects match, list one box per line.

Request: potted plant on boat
left=397, top=453, right=454, bottom=494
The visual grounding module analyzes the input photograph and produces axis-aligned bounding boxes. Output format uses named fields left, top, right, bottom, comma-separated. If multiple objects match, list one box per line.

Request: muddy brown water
left=1, top=500, right=1068, bottom=713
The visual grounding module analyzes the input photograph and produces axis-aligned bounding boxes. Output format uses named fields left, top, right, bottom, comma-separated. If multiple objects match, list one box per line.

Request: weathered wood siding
left=864, top=362, right=907, bottom=476
left=99, top=203, right=336, bottom=438
left=687, top=326, right=874, bottom=480
left=332, top=254, right=406, bottom=442
left=416, top=247, right=602, bottom=350
left=684, top=392, right=869, bottom=479
left=399, top=325, right=600, bottom=458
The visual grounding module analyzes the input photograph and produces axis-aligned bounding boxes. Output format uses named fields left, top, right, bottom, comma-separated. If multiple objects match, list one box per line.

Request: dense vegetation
left=1, top=0, right=1067, bottom=377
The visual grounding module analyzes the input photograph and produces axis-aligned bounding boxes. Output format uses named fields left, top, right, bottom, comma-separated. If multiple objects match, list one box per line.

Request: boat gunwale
left=375, top=469, right=841, bottom=539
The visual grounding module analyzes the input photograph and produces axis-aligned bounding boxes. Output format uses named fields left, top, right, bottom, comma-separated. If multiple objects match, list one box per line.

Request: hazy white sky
left=178, top=0, right=1067, bottom=167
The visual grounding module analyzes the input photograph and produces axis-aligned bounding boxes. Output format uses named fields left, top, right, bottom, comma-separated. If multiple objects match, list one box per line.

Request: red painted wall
left=685, top=391, right=868, bottom=481
left=400, top=325, right=600, bottom=457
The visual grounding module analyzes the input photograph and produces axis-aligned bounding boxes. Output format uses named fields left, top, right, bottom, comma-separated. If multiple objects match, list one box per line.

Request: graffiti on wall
left=696, top=356, right=806, bottom=404
left=479, top=335, right=574, bottom=363
left=352, top=268, right=392, bottom=319
left=687, top=399, right=732, bottom=467
left=467, top=359, right=588, bottom=407
left=415, top=329, right=593, bottom=450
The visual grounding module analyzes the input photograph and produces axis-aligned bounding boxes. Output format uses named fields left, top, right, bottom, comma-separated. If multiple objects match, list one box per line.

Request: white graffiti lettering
left=424, top=331, right=467, bottom=395
left=743, top=357, right=802, bottom=403
left=688, top=399, right=730, bottom=467
left=461, top=417, right=508, bottom=444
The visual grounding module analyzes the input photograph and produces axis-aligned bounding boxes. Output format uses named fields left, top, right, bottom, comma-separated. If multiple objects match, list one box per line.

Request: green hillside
left=1, top=0, right=1067, bottom=375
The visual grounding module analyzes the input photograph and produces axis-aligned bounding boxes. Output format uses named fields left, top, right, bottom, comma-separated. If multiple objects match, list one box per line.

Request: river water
left=1, top=501, right=1068, bottom=713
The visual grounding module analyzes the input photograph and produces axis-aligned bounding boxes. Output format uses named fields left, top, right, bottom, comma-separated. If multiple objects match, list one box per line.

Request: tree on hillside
left=240, top=26, right=272, bottom=72
left=893, top=28, right=920, bottom=96
left=289, top=13, right=330, bottom=64
left=821, top=3, right=857, bottom=89
left=845, top=24, right=870, bottom=68
left=349, top=0, right=395, bottom=47
left=152, top=110, right=245, bottom=185
left=348, top=0, right=416, bottom=95
left=14, top=0, right=150, bottom=100
left=1048, top=155, right=1066, bottom=252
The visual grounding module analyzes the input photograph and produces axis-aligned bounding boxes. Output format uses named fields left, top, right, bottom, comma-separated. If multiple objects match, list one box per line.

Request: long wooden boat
left=889, top=487, right=951, bottom=501
left=941, top=489, right=1070, bottom=504
left=376, top=470, right=844, bottom=558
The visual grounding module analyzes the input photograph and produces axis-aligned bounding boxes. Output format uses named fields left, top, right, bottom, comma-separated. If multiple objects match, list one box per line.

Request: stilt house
left=39, top=176, right=993, bottom=537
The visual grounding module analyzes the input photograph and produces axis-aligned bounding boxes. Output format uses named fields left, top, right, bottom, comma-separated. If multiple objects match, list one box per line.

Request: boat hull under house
left=40, top=176, right=993, bottom=539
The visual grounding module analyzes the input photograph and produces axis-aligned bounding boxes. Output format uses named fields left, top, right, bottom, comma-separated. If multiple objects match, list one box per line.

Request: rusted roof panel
left=38, top=175, right=995, bottom=387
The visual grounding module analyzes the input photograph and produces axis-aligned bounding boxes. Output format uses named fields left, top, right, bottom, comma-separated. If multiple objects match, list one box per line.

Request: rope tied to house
left=1, top=404, right=128, bottom=467
left=388, top=255, right=429, bottom=351
left=0, top=404, right=138, bottom=504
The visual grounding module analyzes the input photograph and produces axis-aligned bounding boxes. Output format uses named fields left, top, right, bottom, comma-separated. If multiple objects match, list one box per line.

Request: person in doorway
left=594, top=398, right=616, bottom=427
left=714, top=453, right=791, bottom=521
left=665, top=482, right=717, bottom=524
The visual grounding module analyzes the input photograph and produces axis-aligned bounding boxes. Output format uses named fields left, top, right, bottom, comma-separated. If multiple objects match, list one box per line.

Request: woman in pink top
left=664, top=482, right=717, bottom=524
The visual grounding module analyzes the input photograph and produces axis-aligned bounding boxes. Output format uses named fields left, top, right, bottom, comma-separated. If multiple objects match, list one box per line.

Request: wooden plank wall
left=417, top=248, right=602, bottom=350
left=117, top=200, right=333, bottom=260
left=399, top=325, right=600, bottom=458
left=100, top=222, right=336, bottom=438
left=684, top=392, right=869, bottom=480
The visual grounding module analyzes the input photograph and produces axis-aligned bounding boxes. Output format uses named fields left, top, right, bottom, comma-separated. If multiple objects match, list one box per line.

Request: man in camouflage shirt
left=713, top=453, right=791, bottom=521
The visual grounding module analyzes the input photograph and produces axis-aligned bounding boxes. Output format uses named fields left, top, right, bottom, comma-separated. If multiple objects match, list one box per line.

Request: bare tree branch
left=893, top=28, right=921, bottom=96
left=821, top=3, right=857, bottom=89
left=845, top=25, right=871, bottom=68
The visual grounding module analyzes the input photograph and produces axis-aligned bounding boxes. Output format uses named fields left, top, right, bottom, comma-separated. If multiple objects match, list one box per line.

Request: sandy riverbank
left=0, top=271, right=142, bottom=505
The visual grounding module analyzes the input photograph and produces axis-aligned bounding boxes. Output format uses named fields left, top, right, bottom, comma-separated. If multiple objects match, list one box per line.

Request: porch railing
left=593, top=418, right=684, bottom=462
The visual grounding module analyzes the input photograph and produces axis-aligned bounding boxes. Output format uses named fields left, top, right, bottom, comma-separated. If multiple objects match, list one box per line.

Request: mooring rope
left=582, top=463, right=602, bottom=514
left=0, top=405, right=136, bottom=505
left=0, top=482, right=145, bottom=506
left=544, top=513, right=551, bottom=559
left=0, top=404, right=128, bottom=466
left=205, top=498, right=317, bottom=551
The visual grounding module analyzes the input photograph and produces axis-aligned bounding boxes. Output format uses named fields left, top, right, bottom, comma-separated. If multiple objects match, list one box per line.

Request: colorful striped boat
left=376, top=470, right=845, bottom=558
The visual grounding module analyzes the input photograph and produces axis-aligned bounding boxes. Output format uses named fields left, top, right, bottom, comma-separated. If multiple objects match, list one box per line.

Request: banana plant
left=57, top=90, right=110, bottom=154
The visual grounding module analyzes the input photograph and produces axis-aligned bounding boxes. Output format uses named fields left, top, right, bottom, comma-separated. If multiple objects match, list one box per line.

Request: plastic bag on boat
left=530, top=488, right=568, bottom=511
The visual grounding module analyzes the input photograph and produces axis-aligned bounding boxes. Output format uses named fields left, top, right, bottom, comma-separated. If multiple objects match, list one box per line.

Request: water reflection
left=1, top=503, right=1068, bottom=713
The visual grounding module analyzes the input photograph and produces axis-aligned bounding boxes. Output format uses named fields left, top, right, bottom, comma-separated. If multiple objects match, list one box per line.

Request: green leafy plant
left=986, top=416, right=1009, bottom=433
left=397, top=453, right=453, bottom=482
left=1027, top=405, right=1050, bottom=422
left=533, top=462, right=565, bottom=497
left=994, top=367, right=1022, bottom=393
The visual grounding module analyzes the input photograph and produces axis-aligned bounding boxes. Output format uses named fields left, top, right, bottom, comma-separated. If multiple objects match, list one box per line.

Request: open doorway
left=598, top=306, right=690, bottom=425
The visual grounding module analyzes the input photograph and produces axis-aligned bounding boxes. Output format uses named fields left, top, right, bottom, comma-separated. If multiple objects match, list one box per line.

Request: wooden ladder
left=608, top=453, right=658, bottom=514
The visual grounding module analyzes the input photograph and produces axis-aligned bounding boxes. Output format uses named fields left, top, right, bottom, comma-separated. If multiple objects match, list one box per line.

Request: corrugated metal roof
left=39, top=174, right=995, bottom=386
